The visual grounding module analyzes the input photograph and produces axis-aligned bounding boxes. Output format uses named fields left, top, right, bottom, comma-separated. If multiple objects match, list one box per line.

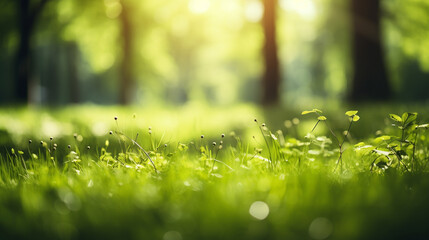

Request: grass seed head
left=212, top=142, right=216, bottom=146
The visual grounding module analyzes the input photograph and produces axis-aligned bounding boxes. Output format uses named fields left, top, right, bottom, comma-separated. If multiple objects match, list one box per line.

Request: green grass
left=1, top=104, right=429, bottom=240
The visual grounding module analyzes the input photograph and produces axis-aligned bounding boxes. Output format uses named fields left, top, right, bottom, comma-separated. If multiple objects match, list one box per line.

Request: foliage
left=355, top=112, right=429, bottom=173
left=1, top=106, right=429, bottom=239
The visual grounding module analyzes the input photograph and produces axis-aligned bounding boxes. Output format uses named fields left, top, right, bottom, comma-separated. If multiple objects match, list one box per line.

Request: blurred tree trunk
left=119, top=1, right=133, bottom=105
left=14, top=0, right=48, bottom=104
left=349, top=0, right=390, bottom=101
left=261, top=0, right=281, bottom=105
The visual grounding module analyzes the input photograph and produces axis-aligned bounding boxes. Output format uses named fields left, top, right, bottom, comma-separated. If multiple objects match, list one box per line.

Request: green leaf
left=404, top=112, right=417, bottom=124
left=375, top=135, right=391, bottom=143
left=313, top=109, right=323, bottom=113
left=345, top=110, right=358, bottom=116
left=401, top=112, right=409, bottom=122
left=416, top=123, right=429, bottom=129
left=301, top=110, right=314, bottom=115
left=352, top=115, right=360, bottom=122
left=318, top=116, right=327, bottom=121
left=389, top=114, right=402, bottom=123
left=373, top=149, right=391, bottom=156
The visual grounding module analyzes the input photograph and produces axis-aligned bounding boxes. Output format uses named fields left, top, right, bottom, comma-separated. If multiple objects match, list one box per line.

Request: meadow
left=1, top=103, right=429, bottom=240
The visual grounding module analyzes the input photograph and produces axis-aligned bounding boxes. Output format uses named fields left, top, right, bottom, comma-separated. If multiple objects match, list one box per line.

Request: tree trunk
left=119, top=1, right=133, bottom=105
left=14, top=0, right=48, bottom=104
left=349, top=0, right=390, bottom=101
left=261, top=0, right=281, bottom=105
left=14, top=0, right=31, bottom=104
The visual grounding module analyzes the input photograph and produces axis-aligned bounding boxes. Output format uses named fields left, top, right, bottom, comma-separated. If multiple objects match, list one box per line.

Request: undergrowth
left=0, top=109, right=429, bottom=240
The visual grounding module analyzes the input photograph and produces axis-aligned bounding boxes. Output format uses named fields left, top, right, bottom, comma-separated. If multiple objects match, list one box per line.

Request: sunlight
left=244, top=0, right=263, bottom=23
left=249, top=201, right=270, bottom=220
left=279, top=0, right=316, bottom=19
left=188, top=0, right=211, bottom=14
left=104, top=0, right=122, bottom=19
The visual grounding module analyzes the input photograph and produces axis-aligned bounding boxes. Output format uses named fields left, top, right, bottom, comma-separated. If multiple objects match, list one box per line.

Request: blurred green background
left=1, top=0, right=428, bottom=106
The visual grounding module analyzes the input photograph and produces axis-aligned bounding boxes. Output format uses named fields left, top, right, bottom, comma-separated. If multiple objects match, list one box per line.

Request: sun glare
left=280, top=0, right=316, bottom=19
left=244, top=0, right=263, bottom=23
left=104, top=0, right=122, bottom=19
left=188, top=0, right=211, bottom=14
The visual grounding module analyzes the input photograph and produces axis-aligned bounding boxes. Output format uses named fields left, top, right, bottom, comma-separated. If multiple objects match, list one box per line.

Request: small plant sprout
left=334, top=110, right=360, bottom=170
left=302, top=109, right=360, bottom=171
left=255, top=120, right=273, bottom=168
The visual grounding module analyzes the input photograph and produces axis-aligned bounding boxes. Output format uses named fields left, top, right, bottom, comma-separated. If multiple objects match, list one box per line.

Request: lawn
left=1, top=104, right=429, bottom=240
